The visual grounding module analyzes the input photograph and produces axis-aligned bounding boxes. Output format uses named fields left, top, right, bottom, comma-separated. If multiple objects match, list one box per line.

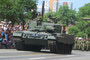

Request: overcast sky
left=37, top=0, right=90, bottom=12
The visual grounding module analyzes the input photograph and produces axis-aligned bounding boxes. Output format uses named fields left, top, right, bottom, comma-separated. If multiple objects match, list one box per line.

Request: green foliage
left=0, top=0, right=37, bottom=25
left=85, top=27, right=90, bottom=35
left=69, top=20, right=90, bottom=38
left=25, top=11, right=32, bottom=20
left=76, top=32, right=86, bottom=38
left=56, top=6, right=77, bottom=26
left=76, top=20, right=88, bottom=31
left=77, top=3, right=90, bottom=18
left=68, top=26, right=79, bottom=35
left=68, top=3, right=90, bottom=38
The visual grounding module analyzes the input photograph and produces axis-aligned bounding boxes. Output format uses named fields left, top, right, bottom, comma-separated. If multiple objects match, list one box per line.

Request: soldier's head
left=48, top=15, right=52, bottom=19
left=37, top=12, right=41, bottom=16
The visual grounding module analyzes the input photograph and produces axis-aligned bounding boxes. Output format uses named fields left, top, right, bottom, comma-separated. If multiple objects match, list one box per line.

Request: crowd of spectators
left=0, top=20, right=23, bottom=49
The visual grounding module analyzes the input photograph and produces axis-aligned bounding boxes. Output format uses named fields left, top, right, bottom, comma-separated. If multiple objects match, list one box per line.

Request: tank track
left=49, top=42, right=73, bottom=54
left=56, top=42, right=73, bottom=54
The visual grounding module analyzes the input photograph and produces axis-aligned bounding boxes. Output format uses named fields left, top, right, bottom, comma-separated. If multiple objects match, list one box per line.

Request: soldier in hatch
left=36, top=12, right=42, bottom=25
left=37, top=12, right=42, bottom=21
left=47, top=15, right=53, bottom=23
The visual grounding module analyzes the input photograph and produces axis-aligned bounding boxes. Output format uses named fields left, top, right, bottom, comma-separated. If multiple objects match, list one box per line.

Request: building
left=49, top=0, right=73, bottom=12
left=44, top=1, right=49, bottom=13
left=49, top=0, right=58, bottom=12
left=63, top=2, right=73, bottom=9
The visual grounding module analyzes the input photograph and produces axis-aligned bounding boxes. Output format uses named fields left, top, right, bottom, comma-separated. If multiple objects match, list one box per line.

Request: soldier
left=85, top=39, right=90, bottom=51
left=0, top=32, right=3, bottom=48
left=73, top=40, right=78, bottom=50
left=36, top=12, right=42, bottom=26
left=37, top=12, right=42, bottom=21
left=47, top=15, right=53, bottom=23
left=77, top=40, right=82, bottom=50
left=81, top=40, right=86, bottom=51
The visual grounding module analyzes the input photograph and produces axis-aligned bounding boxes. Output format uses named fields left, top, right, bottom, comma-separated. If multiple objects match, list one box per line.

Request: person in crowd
left=8, top=33, right=14, bottom=49
left=19, top=25, right=21, bottom=31
left=1, top=38, right=7, bottom=49
left=1, top=31, right=9, bottom=48
left=0, top=32, right=3, bottom=48
left=1, top=24, right=4, bottom=30
left=19, top=23, right=22, bottom=31
left=5, top=31, right=9, bottom=41
left=1, top=29, right=5, bottom=38
left=3, top=25, right=7, bottom=31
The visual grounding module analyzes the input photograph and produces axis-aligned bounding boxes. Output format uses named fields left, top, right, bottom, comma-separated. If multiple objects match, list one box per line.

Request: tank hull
left=13, top=32, right=74, bottom=54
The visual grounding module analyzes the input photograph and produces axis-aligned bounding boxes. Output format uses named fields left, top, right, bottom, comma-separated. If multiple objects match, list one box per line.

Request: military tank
left=13, top=1, right=74, bottom=54
left=13, top=19, right=74, bottom=54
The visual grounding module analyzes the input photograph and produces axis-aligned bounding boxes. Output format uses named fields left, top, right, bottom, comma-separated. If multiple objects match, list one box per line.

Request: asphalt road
left=0, top=49, right=90, bottom=60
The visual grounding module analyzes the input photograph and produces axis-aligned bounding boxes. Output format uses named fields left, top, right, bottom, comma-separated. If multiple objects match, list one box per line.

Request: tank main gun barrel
left=41, top=1, right=45, bottom=21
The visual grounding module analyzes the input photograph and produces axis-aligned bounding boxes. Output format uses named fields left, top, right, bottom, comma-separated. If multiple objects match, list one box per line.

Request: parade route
left=0, top=49, right=90, bottom=60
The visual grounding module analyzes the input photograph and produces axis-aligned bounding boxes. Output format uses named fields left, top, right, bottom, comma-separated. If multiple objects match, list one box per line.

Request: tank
left=13, top=1, right=74, bottom=54
left=13, top=20, right=74, bottom=54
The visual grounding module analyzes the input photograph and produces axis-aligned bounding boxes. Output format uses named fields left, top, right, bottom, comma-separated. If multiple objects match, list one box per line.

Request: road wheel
left=50, top=43, right=56, bottom=53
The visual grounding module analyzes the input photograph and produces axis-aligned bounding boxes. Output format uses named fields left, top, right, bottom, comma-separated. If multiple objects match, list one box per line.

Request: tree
left=68, top=26, right=79, bottom=35
left=85, top=27, right=90, bottom=38
left=77, top=3, right=90, bottom=18
left=19, top=0, right=37, bottom=29
left=68, top=3, right=90, bottom=38
left=76, top=20, right=88, bottom=31
left=43, top=6, right=77, bottom=25
left=76, top=32, right=86, bottom=38
left=56, top=6, right=77, bottom=26
left=0, top=0, right=14, bottom=21
left=0, top=0, right=37, bottom=29
left=68, top=20, right=90, bottom=38
left=21, top=0, right=37, bottom=19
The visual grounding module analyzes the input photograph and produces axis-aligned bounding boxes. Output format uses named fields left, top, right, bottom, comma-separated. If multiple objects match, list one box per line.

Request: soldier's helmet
left=48, top=15, right=52, bottom=19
